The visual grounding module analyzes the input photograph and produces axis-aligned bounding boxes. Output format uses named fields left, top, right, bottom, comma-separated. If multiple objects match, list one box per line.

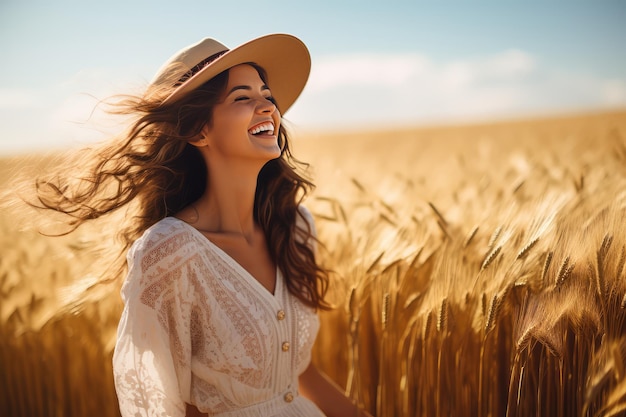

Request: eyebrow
left=226, top=84, right=270, bottom=96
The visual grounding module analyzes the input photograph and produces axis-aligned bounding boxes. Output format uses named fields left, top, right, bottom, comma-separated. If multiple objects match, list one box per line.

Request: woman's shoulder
left=295, top=205, right=317, bottom=250
left=130, top=217, right=190, bottom=250
left=297, top=204, right=313, bottom=222
left=296, top=205, right=315, bottom=232
left=127, top=217, right=199, bottom=274
left=121, top=217, right=203, bottom=299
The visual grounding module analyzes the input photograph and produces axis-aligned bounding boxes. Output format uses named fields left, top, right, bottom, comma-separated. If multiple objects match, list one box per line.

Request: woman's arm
left=298, top=362, right=373, bottom=417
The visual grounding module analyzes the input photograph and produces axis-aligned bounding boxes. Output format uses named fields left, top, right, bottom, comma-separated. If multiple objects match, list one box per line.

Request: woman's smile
left=248, top=121, right=275, bottom=137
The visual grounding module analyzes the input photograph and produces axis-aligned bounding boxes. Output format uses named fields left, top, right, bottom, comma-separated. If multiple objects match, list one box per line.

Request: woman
left=35, top=33, right=371, bottom=416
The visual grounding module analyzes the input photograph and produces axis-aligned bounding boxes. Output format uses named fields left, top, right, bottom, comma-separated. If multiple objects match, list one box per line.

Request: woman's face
left=201, top=64, right=282, bottom=164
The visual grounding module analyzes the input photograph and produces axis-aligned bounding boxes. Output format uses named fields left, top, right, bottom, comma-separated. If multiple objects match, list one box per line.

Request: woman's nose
left=256, top=98, right=276, bottom=114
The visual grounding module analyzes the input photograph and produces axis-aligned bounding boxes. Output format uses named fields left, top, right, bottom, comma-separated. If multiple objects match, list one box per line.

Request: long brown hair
left=33, top=63, right=330, bottom=310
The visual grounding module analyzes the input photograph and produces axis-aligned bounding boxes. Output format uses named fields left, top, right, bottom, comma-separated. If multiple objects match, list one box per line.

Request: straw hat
left=151, top=33, right=310, bottom=114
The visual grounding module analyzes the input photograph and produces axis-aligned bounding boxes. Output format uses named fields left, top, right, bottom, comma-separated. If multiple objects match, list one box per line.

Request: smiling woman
left=193, top=64, right=283, bottom=167
left=27, top=34, right=373, bottom=417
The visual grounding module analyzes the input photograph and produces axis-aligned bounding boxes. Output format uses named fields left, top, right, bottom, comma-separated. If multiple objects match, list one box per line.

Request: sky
left=0, top=0, right=625, bottom=154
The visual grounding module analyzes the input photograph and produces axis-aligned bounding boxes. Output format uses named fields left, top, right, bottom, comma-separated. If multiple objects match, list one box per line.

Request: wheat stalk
left=403, top=292, right=421, bottom=310
left=366, top=252, right=385, bottom=274
left=481, top=246, right=502, bottom=271
left=488, top=226, right=503, bottom=248
left=481, top=292, right=488, bottom=318
left=541, top=251, right=554, bottom=285
left=535, top=332, right=562, bottom=359
left=517, top=237, right=539, bottom=260
left=612, top=343, right=625, bottom=381
left=350, top=177, right=367, bottom=193
left=516, top=325, right=536, bottom=352
left=485, top=294, right=499, bottom=333
left=437, top=297, right=448, bottom=333
left=428, top=202, right=448, bottom=226
left=464, top=225, right=479, bottom=248
left=485, top=287, right=509, bottom=334
left=617, top=247, right=626, bottom=280
left=381, top=293, right=390, bottom=330
left=555, top=256, right=574, bottom=289
left=423, top=310, right=433, bottom=339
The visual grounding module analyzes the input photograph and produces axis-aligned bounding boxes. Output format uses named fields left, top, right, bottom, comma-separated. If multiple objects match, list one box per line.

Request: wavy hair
left=33, top=63, right=330, bottom=310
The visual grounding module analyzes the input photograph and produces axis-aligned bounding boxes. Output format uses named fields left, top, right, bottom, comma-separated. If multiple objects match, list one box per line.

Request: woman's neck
left=189, top=158, right=262, bottom=241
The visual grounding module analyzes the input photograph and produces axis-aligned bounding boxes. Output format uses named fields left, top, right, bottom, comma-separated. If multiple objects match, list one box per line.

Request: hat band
left=176, top=50, right=228, bottom=86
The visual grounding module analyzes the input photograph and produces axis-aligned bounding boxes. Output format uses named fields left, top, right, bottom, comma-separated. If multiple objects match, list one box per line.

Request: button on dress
left=113, top=208, right=325, bottom=416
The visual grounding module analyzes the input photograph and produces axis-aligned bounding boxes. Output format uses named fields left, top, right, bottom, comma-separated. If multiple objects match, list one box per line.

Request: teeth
left=249, top=122, right=275, bottom=135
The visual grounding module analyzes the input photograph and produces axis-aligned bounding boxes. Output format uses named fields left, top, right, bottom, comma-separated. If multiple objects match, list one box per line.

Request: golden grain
left=488, top=226, right=503, bottom=248
left=597, top=247, right=607, bottom=298
left=535, top=331, right=563, bottom=359
left=516, top=237, right=539, bottom=260
left=541, top=251, right=554, bottom=285
left=555, top=256, right=574, bottom=289
left=616, top=246, right=625, bottom=281
left=437, top=297, right=448, bottom=333
left=403, top=292, right=421, bottom=310
left=428, top=202, right=448, bottom=226
left=381, top=293, right=390, bottom=330
left=350, top=177, right=367, bottom=193
left=484, top=293, right=501, bottom=333
left=423, top=310, right=433, bottom=339
left=4, top=111, right=626, bottom=417
left=481, top=245, right=502, bottom=271
left=516, top=325, right=536, bottom=352
left=463, top=225, right=479, bottom=248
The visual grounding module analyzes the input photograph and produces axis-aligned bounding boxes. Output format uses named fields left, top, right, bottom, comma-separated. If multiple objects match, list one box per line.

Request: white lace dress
left=113, top=211, right=325, bottom=416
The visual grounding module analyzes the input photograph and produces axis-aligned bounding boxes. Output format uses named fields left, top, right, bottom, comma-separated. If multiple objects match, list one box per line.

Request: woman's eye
left=234, top=95, right=275, bottom=103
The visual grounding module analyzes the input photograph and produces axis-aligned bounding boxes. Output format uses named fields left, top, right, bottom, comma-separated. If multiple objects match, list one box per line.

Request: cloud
left=0, top=68, right=144, bottom=154
left=287, top=49, right=626, bottom=129
left=306, top=53, right=433, bottom=92
left=602, top=79, right=626, bottom=106
left=0, top=89, right=43, bottom=109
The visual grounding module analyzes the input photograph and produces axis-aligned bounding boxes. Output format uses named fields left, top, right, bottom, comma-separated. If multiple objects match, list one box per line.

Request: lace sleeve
left=113, top=223, right=197, bottom=417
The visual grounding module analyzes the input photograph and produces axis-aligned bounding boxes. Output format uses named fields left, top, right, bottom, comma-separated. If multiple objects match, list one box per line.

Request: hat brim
left=161, top=34, right=311, bottom=115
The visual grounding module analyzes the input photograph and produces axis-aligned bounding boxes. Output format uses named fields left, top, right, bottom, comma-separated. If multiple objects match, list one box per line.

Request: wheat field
left=1, top=110, right=626, bottom=416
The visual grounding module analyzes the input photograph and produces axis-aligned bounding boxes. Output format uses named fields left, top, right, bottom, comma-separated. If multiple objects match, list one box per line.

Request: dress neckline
left=168, top=216, right=281, bottom=299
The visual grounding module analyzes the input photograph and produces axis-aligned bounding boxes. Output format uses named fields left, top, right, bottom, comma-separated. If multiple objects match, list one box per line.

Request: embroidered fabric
left=113, top=208, right=324, bottom=416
